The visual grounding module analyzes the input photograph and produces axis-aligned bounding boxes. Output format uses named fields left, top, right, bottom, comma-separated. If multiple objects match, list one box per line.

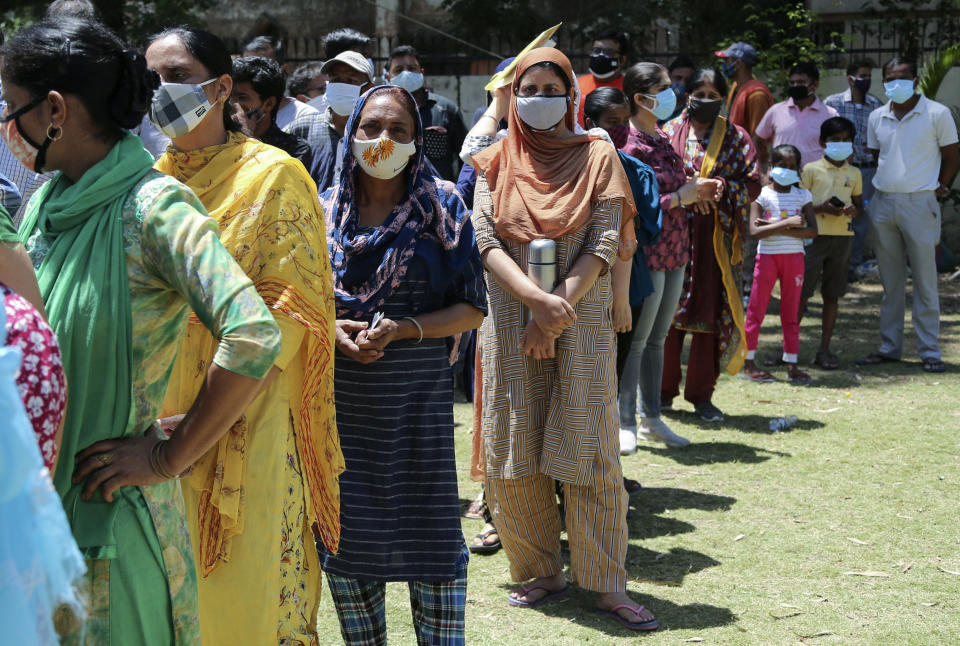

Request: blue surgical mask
left=824, top=141, right=853, bottom=162
left=720, top=61, right=738, bottom=79
left=770, top=166, right=800, bottom=187
left=642, top=88, right=677, bottom=121
left=884, top=79, right=916, bottom=104
left=390, top=70, right=424, bottom=93
left=671, top=82, right=687, bottom=101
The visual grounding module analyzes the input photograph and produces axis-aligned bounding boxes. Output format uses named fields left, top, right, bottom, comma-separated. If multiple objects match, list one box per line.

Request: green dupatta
left=19, top=133, right=153, bottom=558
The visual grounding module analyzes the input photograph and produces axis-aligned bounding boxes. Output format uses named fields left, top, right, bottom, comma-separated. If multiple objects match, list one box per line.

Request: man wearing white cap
left=310, top=51, right=375, bottom=192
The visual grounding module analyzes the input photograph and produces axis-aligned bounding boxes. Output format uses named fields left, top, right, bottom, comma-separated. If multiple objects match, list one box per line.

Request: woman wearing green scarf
left=3, top=18, right=283, bottom=645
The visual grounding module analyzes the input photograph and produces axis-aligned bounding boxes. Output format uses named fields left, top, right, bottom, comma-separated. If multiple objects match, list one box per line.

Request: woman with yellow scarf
left=147, top=28, right=342, bottom=646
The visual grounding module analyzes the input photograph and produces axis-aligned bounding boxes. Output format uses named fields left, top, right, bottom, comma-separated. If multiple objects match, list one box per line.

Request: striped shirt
left=755, top=185, right=811, bottom=255
left=320, top=251, right=486, bottom=581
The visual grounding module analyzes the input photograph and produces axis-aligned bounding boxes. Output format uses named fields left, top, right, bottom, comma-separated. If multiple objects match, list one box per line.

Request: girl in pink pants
left=741, top=145, right=817, bottom=384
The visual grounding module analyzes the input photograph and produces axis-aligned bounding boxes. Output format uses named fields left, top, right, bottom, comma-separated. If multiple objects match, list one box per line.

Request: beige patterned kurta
left=473, top=173, right=623, bottom=486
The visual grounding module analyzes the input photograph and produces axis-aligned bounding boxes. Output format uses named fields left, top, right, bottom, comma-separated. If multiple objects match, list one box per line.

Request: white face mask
left=352, top=135, right=417, bottom=180
left=326, top=82, right=363, bottom=117
left=149, top=77, right=219, bottom=139
left=516, top=95, right=568, bottom=131
left=390, top=71, right=425, bottom=93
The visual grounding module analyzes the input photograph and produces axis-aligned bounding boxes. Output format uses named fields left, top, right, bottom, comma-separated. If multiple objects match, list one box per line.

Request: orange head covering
left=473, top=47, right=637, bottom=245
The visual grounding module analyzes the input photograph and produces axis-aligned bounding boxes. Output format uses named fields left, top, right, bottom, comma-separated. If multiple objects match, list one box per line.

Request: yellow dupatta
left=700, top=117, right=747, bottom=375
left=156, top=132, right=343, bottom=576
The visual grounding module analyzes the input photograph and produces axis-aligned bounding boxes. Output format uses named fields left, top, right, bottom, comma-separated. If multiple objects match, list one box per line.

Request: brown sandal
left=813, top=350, right=839, bottom=370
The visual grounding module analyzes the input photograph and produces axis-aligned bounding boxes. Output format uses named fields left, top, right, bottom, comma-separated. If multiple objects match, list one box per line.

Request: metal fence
left=224, top=14, right=959, bottom=74
left=813, top=15, right=960, bottom=68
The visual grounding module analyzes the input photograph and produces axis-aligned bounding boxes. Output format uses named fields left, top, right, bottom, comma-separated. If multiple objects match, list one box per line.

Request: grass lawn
left=315, top=276, right=960, bottom=645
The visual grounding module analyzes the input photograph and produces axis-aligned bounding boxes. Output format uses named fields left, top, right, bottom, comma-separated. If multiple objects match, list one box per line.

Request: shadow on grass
left=626, top=545, right=721, bottom=585
left=637, top=441, right=791, bottom=465
left=634, top=487, right=737, bottom=514
left=663, top=409, right=826, bottom=434
left=625, top=514, right=696, bottom=541
left=500, top=585, right=736, bottom=634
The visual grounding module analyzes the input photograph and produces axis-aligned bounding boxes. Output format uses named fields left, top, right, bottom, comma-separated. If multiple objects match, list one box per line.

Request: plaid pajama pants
left=325, top=544, right=468, bottom=646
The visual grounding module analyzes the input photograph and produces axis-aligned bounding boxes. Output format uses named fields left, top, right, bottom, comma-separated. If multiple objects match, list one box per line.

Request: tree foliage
left=440, top=0, right=836, bottom=78
left=1, top=0, right=216, bottom=46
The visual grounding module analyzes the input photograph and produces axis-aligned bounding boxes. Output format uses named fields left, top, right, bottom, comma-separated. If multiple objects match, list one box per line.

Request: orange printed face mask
left=0, top=94, right=57, bottom=173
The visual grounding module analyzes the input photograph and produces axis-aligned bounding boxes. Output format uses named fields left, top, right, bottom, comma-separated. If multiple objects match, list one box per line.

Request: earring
left=46, top=124, right=63, bottom=142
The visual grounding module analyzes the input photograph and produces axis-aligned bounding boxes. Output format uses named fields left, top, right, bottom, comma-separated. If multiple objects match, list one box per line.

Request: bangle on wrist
left=149, top=440, right=179, bottom=480
left=403, top=316, right=423, bottom=344
left=480, top=113, right=500, bottom=126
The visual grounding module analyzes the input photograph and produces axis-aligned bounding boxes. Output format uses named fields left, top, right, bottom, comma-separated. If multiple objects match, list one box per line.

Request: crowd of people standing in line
left=0, top=0, right=958, bottom=644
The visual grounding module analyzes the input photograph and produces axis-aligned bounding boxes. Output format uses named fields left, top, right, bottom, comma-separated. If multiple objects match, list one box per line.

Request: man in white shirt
left=858, top=57, right=959, bottom=373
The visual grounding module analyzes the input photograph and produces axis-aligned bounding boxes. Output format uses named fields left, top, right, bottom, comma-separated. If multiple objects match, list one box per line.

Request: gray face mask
left=516, top=95, right=568, bottom=131
left=149, top=78, right=219, bottom=139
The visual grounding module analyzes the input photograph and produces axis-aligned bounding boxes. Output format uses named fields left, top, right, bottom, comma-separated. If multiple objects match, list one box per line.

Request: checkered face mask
left=149, top=77, right=219, bottom=139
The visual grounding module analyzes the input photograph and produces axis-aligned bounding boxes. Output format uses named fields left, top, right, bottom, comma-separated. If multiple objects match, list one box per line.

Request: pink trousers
left=745, top=252, right=805, bottom=362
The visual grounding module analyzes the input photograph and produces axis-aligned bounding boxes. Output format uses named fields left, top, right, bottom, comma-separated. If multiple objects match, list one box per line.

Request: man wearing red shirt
left=576, top=27, right=629, bottom=127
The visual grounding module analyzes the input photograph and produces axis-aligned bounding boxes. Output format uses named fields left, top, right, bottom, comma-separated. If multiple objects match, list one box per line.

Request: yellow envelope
left=484, top=23, right=563, bottom=91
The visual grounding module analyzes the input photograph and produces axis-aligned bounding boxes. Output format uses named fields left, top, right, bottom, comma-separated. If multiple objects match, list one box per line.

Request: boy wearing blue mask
left=798, top=117, right=863, bottom=369
left=824, top=60, right=881, bottom=278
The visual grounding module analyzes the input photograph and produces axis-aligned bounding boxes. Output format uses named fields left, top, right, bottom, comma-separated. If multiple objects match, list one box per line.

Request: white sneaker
left=639, top=418, right=690, bottom=448
left=619, top=428, right=638, bottom=455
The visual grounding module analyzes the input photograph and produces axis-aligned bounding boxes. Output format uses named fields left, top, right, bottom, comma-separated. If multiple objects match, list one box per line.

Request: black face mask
left=851, top=77, right=871, bottom=95
left=787, top=85, right=810, bottom=101
left=687, top=97, right=722, bottom=124
left=589, top=54, right=619, bottom=78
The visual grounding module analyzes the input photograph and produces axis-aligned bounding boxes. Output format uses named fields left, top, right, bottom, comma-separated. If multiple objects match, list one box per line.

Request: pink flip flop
left=506, top=584, right=570, bottom=608
left=597, top=604, right=660, bottom=631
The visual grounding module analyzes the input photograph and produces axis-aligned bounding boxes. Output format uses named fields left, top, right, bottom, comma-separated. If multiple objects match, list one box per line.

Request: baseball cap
left=320, top=50, right=374, bottom=83
left=715, top=42, right=759, bottom=66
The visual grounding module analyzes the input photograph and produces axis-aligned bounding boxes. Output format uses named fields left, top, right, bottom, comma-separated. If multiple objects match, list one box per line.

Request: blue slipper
left=507, top=584, right=570, bottom=608
left=597, top=604, right=660, bottom=631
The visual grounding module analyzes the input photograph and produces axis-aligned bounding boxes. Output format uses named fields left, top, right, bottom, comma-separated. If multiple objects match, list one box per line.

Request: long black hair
left=148, top=26, right=241, bottom=133
left=583, top=86, right=630, bottom=123
left=1, top=16, right=158, bottom=142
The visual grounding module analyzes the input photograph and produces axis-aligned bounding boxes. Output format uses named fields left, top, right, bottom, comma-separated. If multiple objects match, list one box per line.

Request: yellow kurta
left=157, top=133, right=342, bottom=646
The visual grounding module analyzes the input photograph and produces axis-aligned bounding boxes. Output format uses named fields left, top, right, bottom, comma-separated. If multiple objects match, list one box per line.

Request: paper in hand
left=484, top=23, right=563, bottom=91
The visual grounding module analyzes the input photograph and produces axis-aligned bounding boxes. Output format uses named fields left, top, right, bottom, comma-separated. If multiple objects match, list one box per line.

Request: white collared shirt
left=867, top=94, right=958, bottom=193
left=275, top=97, right=321, bottom=130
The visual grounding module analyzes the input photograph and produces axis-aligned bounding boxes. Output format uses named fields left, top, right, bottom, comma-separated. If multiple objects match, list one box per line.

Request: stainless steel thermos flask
left=526, top=238, right=557, bottom=322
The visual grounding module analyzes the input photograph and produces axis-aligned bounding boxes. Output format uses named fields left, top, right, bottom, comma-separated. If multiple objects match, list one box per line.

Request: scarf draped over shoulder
left=19, top=133, right=153, bottom=557
left=321, top=85, right=477, bottom=319
left=156, top=132, right=344, bottom=574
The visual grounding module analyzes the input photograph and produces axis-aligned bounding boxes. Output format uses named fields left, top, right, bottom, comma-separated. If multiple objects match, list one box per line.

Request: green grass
left=315, top=277, right=960, bottom=645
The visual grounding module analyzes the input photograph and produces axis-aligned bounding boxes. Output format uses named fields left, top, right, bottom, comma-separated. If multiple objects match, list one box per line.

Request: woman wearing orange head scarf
left=469, top=48, right=659, bottom=631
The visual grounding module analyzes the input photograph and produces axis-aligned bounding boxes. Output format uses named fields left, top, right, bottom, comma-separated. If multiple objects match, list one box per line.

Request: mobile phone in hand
left=828, top=196, right=845, bottom=208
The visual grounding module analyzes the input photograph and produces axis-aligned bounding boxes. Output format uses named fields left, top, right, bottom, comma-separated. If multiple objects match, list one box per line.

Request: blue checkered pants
left=325, top=544, right=468, bottom=646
